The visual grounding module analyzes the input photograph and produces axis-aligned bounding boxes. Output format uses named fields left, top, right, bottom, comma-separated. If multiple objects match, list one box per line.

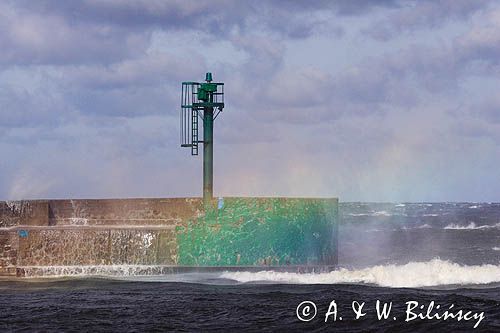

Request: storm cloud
left=1, top=0, right=499, bottom=201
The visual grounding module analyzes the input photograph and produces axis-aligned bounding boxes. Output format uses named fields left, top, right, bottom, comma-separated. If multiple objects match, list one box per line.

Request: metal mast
left=180, top=73, right=225, bottom=206
left=203, top=75, right=214, bottom=203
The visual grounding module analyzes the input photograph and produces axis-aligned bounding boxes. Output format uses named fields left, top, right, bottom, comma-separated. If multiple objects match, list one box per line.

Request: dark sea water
left=1, top=202, right=500, bottom=332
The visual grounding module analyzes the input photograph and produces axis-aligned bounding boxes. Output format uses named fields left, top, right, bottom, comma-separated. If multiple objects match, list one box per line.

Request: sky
left=1, top=0, right=500, bottom=202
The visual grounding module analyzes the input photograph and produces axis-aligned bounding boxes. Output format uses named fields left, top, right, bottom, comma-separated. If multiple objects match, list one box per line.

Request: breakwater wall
left=0, top=197, right=338, bottom=277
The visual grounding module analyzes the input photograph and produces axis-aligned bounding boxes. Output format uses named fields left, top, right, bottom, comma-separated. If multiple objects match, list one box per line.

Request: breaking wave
left=444, top=222, right=500, bottom=230
left=221, top=259, right=500, bottom=288
left=18, top=260, right=500, bottom=289
left=401, top=224, right=432, bottom=230
left=359, top=222, right=500, bottom=232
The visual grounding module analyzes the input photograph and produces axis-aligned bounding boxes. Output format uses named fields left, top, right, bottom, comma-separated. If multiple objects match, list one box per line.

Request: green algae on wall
left=176, top=198, right=338, bottom=266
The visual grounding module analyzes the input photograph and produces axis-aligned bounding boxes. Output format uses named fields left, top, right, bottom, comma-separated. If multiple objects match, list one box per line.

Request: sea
left=0, top=202, right=499, bottom=332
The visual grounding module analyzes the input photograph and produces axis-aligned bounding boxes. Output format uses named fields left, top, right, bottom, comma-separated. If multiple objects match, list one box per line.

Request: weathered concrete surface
left=17, top=229, right=178, bottom=267
left=47, top=198, right=203, bottom=226
left=0, top=231, right=17, bottom=275
left=0, top=197, right=338, bottom=277
left=0, top=200, right=48, bottom=227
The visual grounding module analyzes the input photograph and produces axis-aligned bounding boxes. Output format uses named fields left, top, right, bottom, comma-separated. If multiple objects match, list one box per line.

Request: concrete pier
left=0, top=197, right=338, bottom=277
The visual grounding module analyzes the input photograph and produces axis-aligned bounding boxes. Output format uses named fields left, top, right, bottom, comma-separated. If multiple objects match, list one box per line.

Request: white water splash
left=20, top=265, right=173, bottom=277
left=68, top=217, right=88, bottom=226
left=6, top=201, right=23, bottom=214
left=142, top=233, right=154, bottom=248
left=221, top=259, right=500, bottom=288
left=444, top=222, right=500, bottom=230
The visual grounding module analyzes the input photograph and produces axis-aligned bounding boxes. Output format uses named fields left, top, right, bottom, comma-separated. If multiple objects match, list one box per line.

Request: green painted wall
left=176, top=198, right=337, bottom=266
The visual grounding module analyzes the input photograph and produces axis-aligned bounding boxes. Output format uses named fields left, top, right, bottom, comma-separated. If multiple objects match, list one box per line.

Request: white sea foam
left=444, top=222, right=478, bottom=230
left=444, top=222, right=500, bottom=230
left=20, top=265, right=177, bottom=277
left=221, top=259, right=500, bottom=288
left=359, top=222, right=500, bottom=232
left=347, top=211, right=394, bottom=217
left=19, top=260, right=500, bottom=289
left=493, top=247, right=500, bottom=251
left=401, top=223, right=432, bottom=230
left=373, top=210, right=391, bottom=216
left=347, top=211, right=409, bottom=217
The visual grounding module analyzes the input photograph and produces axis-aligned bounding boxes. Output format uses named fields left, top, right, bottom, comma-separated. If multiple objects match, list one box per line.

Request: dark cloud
left=59, top=52, right=206, bottom=117
left=20, top=1, right=396, bottom=35
left=66, top=53, right=205, bottom=89
left=364, top=0, right=492, bottom=41
left=0, top=0, right=401, bottom=67
left=0, top=2, right=148, bottom=65
left=1, top=0, right=500, bottom=201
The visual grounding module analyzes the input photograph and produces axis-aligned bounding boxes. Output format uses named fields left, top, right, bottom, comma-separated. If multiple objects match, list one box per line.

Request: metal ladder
left=191, top=109, right=198, bottom=155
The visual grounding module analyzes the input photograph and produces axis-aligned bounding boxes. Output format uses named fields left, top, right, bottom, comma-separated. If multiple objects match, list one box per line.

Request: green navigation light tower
left=180, top=73, right=225, bottom=206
